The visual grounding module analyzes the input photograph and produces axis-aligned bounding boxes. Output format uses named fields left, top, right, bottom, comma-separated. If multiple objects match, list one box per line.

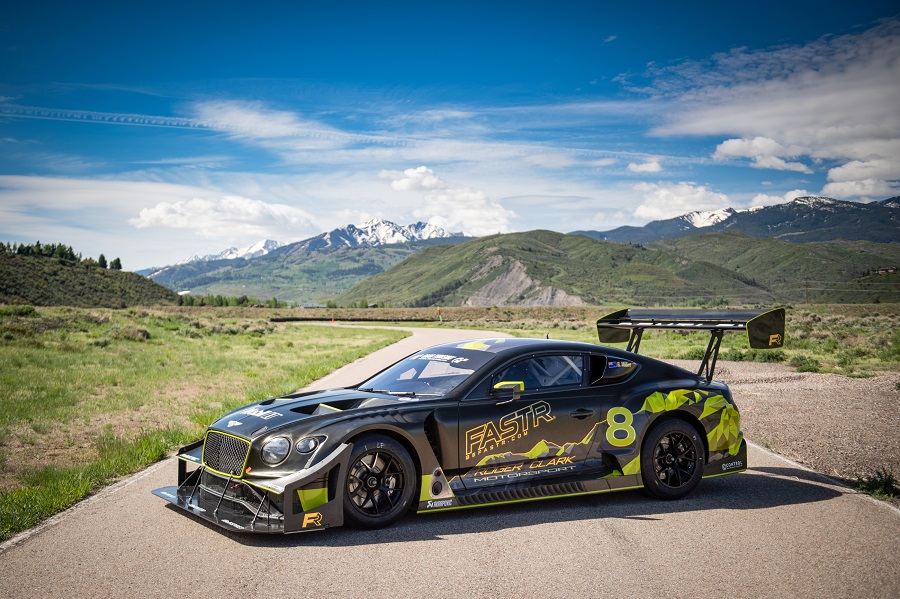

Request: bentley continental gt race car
left=152, top=308, right=785, bottom=534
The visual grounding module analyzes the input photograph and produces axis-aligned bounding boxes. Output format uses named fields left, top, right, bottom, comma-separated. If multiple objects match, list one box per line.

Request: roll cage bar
left=597, top=308, right=786, bottom=382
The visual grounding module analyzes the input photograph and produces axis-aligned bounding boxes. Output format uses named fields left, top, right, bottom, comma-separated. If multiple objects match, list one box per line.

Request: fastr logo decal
left=768, top=334, right=783, bottom=346
left=465, top=401, right=555, bottom=459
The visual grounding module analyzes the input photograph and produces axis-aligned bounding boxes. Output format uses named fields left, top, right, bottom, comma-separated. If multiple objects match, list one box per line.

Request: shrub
left=789, top=355, right=821, bottom=373
left=854, top=468, right=899, bottom=499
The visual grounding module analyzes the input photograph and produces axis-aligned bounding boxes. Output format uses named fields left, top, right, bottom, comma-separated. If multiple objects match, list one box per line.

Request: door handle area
left=569, top=408, right=594, bottom=419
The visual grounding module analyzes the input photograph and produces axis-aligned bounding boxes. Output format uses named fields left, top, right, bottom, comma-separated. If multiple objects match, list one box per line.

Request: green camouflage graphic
left=640, top=389, right=743, bottom=456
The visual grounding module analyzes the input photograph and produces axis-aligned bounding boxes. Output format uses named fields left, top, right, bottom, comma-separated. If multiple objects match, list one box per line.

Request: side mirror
left=492, top=381, right=523, bottom=405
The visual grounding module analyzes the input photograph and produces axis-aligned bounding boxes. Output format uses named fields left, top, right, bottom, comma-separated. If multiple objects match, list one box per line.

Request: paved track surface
left=2, top=326, right=898, bottom=599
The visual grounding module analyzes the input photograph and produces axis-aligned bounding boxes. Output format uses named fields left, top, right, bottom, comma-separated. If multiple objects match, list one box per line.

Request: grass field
left=0, top=306, right=407, bottom=541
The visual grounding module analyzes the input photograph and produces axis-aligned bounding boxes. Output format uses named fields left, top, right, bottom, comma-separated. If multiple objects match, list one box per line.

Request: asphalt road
left=2, top=326, right=898, bottom=599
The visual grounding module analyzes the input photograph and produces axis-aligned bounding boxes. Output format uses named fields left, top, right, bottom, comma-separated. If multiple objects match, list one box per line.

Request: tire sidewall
left=342, top=434, right=416, bottom=529
left=640, top=419, right=705, bottom=500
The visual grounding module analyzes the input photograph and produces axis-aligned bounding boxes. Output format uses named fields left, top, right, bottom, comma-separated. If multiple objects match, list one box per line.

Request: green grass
left=0, top=307, right=407, bottom=541
left=854, top=468, right=899, bottom=501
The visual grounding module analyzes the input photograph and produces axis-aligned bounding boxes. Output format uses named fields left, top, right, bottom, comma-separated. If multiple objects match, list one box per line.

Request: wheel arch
left=644, top=410, right=709, bottom=460
left=342, top=427, right=424, bottom=494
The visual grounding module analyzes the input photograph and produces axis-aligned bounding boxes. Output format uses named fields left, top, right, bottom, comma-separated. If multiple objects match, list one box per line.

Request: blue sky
left=1, top=1, right=898, bottom=270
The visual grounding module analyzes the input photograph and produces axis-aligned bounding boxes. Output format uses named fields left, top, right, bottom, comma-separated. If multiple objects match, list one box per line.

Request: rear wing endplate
left=597, top=308, right=785, bottom=381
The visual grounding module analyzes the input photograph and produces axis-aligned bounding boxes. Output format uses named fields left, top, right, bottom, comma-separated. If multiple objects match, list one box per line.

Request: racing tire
left=342, top=434, right=416, bottom=529
left=640, top=419, right=705, bottom=500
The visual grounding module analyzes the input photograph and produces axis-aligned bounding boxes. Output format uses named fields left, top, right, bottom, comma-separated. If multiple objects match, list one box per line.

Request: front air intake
left=203, top=431, right=250, bottom=476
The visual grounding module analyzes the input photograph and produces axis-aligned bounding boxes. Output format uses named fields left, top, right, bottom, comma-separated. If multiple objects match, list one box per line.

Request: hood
left=208, top=388, right=398, bottom=441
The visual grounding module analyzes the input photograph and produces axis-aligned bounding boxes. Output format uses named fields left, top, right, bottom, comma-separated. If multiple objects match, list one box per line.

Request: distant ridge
left=277, top=219, right=464, bottom=255
left=175, top=239, right=283, bottom=266
left=573, top=196, right=899, bottom=244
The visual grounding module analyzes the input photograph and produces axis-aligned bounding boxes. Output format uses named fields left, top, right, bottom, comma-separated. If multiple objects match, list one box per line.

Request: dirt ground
left=672, top=360, right=900, bottom=489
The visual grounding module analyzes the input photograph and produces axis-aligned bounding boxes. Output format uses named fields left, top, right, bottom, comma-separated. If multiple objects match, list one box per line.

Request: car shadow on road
left=218, top=465, right=846, bottom=548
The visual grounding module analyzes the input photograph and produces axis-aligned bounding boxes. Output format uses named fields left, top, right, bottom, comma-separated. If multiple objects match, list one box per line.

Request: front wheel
left=342, top=435, right=416, bottom=529
left=640, top=419, right=705, bottom=500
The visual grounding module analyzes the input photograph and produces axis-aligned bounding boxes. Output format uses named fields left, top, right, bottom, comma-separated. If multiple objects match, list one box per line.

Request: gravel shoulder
left=673, top=360, right=900, bottom=496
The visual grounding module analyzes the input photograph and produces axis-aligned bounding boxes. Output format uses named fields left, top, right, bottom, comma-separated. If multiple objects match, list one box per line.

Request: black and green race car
left=152, top=308, right=785, bottom=533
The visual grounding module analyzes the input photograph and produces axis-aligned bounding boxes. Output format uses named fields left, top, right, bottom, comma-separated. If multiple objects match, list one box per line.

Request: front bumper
left=152, top=440, right=353, bottom=534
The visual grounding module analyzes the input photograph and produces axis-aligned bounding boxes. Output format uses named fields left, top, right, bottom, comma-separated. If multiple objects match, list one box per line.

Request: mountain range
left=138, top=198, right=899, bottom=306
left=573, top=197, right=899, bottom=244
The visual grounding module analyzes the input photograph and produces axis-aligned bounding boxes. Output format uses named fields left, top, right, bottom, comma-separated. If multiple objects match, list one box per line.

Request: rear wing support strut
left=597, top=308, right=785, bottom=382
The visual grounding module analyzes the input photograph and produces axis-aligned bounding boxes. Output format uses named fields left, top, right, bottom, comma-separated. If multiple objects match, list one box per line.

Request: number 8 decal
left=605, top=407, right=636, bottom=447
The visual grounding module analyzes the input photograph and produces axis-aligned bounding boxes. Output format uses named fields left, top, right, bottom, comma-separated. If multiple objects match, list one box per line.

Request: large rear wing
left=597, top=308, right=786, bottom=381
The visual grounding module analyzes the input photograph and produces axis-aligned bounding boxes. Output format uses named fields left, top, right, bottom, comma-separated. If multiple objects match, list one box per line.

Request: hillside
left=338, top=230, right=900, bottom=307
left=338, top=230, right=777, bottom=307
left=0, top=253, right=180, bottom=307
left=146, top=240, right=468, bottom=303
left=652, top=233, right=900, bottom=303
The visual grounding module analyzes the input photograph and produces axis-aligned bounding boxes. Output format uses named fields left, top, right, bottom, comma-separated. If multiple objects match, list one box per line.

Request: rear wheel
left=342, top=435, right=416, bottom=529
left=640, top=419, right=705, bottom=500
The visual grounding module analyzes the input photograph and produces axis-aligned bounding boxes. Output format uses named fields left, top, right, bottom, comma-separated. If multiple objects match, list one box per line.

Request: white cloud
left=749, top=189, right=810, bottom=207
left=590, top=158, right=617, bottom=167
left=650, top=18, right=900, bottom=200
left=523, top=153, right=577, bottom=168
left=129, top=196, right=318, bottom=239
left=380, top=166, right=514, bottom=236
left=633, top=182, right=730, bottom=220
left=627, top=161, right=662, bottom=173
left=826, top=158, right=900, bottom=183
left=713, top=137, right=812, bottom=173
left=820, top=178, right=899, bottom=200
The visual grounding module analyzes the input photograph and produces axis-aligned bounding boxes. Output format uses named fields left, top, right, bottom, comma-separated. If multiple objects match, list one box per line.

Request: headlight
left=261, top=437, right=291, bottom=465
left=296, top=436, right=321, bottom=453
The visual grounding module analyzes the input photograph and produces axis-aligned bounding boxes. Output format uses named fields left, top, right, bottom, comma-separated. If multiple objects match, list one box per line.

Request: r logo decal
left=768, top=334, right=783, bottom=347
left=302, top=512, right=323, bottom=528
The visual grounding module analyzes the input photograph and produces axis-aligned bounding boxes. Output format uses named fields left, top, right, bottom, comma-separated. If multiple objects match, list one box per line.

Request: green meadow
left=0, top=305, right=407, bottom=541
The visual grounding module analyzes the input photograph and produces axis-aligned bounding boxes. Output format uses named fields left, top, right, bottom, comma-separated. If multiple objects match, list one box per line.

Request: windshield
left=358, top=348, right=493, bottom=398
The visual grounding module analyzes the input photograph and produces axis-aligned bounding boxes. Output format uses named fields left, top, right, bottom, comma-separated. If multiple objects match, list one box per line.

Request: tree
left=110, top=257, right=122, bottom=270
left=98, top=254, right=108, bottom=269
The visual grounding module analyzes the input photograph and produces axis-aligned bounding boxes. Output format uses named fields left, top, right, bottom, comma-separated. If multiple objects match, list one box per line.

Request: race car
left=152, top=307, right=785, bottom=534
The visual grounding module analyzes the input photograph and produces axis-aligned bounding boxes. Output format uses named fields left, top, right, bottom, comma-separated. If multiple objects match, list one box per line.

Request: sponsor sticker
left=227, top=420, right=242, bottom=428
left=721, top=460, right=744, bottom=472
left=426, top=499, right=453, bottom=509
left=464, top=401, right=555, bottom=459
left=237, top=407, right=280, bottom=421
left=221, top=519, right=246, bottom=530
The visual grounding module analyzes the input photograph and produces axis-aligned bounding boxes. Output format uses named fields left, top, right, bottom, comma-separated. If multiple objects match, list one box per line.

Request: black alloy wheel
left=342, top=435, right=416, bottom=529
left=641, top=419, right=705, bottom=500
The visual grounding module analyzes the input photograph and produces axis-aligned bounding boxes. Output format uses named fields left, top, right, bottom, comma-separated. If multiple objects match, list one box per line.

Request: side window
left=590, top=355, right=638, bottom=386
left=492, top=355, right=583, bottom=391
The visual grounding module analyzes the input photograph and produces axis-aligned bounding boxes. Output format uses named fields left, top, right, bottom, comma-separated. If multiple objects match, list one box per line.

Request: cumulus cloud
left=632, top=182, right=730, bottom=220
left=650, top=18, right=900, bottom=200
left=380, top=166, right=514, bottom=235
left=713, top=137, right=812, bottom=173
left=820, top=178, right=899, bottom=200
left=749, top=189, right=810, bottom=207
left=129, top=196, right=317, bottom=239
left=627, top=161, right=662, bottom=173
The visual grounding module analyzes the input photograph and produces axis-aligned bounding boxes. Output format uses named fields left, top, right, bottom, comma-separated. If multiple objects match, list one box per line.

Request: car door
left=457, top=353, right=601, bottom=490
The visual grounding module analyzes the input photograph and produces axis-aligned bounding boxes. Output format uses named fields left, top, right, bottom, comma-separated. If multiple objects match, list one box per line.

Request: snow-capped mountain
left=680, top=208, right=737, bottom=228
left=283, top=219, right=464, bottom=253
left=176, top=239, right=284, bottom=265
left=572, top=196, right=899, bottom=244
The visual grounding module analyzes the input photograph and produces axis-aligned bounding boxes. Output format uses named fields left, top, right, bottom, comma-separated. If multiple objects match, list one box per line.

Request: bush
left=0, top=305, right=37, bottom=318
left=789, top=355, right=821, bottom=373
left=854, top=468, right=898, bottom=499
left=109, top=326, right=151, bottom=342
